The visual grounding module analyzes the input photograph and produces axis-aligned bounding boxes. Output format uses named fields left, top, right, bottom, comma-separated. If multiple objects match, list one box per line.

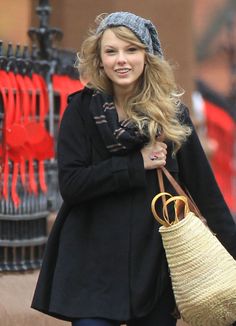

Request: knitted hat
left=96, top=12, right=163, bottom=58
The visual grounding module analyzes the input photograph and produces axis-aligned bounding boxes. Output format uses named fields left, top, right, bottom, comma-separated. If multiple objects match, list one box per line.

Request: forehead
left=100, top=28, right=135, bottom=47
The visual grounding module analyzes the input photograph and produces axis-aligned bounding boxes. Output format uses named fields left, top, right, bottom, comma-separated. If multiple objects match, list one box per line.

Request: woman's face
left=100, top=29, right=145, bottom=94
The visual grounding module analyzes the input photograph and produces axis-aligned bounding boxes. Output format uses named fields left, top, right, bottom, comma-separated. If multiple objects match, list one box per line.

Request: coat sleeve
left=177, top=107, right=236, bottom=258
left=57, top=93, right=146, bottom=205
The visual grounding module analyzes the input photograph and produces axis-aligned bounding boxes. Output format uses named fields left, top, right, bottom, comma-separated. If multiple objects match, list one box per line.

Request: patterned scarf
left=89, top=90, right=150, bottom=155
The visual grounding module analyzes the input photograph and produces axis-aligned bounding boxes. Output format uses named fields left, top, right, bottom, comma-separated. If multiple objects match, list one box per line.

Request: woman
left=32, top=12, right=236, bottom=326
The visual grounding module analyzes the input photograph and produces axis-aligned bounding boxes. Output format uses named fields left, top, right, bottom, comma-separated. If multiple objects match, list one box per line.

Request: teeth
left=115, top=68, right=130, bottom=72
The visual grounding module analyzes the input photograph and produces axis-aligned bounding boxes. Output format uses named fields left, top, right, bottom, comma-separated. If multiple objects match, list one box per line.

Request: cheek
left=103, top=64, right=113, bottom=76
left=135, top=60, right=145, bottom=73
left=134, top=55, right=145, bottom=69
left=102, top=63, right=114, bottom=79
left=101, top=55, right=113, bottom=69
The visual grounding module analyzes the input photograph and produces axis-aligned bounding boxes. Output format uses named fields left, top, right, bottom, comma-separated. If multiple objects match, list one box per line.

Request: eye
left=127, top=47, right=138, bottom=52
left=104, top=48, right=116, bottom=54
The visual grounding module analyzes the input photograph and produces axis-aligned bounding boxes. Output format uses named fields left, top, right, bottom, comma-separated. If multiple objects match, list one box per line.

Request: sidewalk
left=0, top=271, right=188, bottom=325
left=0, top=271, right=69, bottom=326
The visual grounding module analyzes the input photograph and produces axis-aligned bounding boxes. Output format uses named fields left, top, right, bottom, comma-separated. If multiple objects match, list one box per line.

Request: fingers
left=149, top=142, right=167, bottom=161
left=150, top=143, right=167, bottom=160
left=141, top=141, right=167, bottom=170
left=153, top=141, right=167, bottom=153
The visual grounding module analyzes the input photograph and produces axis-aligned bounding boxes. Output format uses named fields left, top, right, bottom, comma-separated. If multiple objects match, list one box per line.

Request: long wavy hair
left=76, top=19, right=192, bottom=153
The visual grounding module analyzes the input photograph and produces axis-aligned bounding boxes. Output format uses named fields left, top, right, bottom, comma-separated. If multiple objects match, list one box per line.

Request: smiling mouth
left=115, top=68, right=131, bottom=74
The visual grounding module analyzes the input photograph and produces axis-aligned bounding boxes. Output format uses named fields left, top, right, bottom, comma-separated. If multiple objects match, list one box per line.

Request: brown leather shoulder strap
left=157, top=166, right=205, bottom=221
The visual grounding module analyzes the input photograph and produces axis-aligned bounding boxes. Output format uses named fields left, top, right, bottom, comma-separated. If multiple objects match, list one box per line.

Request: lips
left=115, top=68, right=131, bottom=73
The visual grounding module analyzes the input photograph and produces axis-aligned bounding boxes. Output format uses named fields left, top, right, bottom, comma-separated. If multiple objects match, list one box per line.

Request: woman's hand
left=141, top=141, right=167, bottom=170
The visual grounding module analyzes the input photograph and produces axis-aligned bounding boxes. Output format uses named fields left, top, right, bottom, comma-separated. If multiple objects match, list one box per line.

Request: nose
left=117, top=51, right=127, bottom=65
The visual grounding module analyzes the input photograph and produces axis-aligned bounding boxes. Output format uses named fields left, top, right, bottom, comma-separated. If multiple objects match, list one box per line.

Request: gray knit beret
left=96, top=11, right=163, bottom=58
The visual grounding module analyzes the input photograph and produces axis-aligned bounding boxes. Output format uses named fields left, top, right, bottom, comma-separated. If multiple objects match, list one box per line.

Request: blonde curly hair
left=76, top=19, right=191, bottom=153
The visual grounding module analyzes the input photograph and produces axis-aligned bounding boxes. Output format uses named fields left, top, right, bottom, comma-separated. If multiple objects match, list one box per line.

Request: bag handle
left=163, top=195, right=189, bottom=222
left=151, top=192, right=190, bottom=226
left=157, top=167, right=204, bottom=219
left=151, top=192, right=172, bottom=226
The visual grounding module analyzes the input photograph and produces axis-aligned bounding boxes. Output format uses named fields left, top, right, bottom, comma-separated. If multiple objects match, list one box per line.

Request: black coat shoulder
left=67, top=87, right=93, bottom=104
left=61, top=87, right=94, bottom=127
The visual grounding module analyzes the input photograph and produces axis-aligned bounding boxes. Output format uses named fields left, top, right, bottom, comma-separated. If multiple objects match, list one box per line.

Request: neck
left=113, top=89, right=130, bottom=121
left=113, top=83, right=138, bottom=120
left=113, top=85, right=132, bottom=107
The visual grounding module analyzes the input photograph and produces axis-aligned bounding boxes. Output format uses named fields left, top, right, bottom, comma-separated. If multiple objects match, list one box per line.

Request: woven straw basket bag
left=151, top=167, right=236, bottom=326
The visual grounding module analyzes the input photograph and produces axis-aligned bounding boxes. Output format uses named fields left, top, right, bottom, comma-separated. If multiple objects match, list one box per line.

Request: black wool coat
left=31, top=88, right=236, bottom=322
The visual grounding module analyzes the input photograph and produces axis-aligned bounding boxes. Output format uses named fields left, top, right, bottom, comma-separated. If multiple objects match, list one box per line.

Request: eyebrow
left=102, top=43, right=136, bottom=48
